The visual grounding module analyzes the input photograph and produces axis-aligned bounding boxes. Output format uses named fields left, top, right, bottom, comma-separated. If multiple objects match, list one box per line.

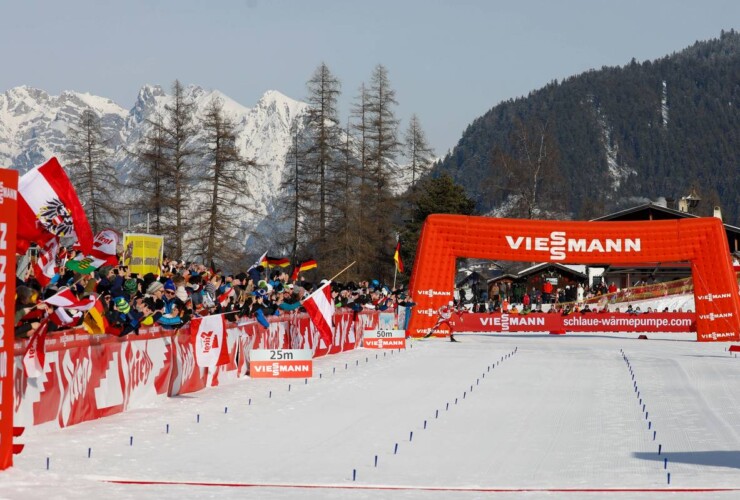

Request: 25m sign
left=249, top=349, right=313, bottom=378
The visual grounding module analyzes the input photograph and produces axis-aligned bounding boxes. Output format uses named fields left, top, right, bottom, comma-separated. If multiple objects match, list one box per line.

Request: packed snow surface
left=3, top=331, right=740, bottom=499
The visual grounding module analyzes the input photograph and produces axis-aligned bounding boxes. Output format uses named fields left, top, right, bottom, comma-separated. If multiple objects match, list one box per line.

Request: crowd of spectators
left=15, top=256, right=414, bottom=339
left=460, top=278, right=694, bottom=316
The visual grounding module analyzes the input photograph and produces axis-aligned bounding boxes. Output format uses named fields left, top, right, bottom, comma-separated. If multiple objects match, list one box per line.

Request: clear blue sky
left=1, top=0, right=738, bottom=155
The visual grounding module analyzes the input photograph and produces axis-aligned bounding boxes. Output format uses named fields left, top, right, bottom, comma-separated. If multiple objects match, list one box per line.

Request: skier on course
left=423, top=300, right=459, bottom=342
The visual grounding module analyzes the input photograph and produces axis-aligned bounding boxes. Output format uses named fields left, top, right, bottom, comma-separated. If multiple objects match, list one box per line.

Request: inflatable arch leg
left=407, top=215, right=740, bottom=342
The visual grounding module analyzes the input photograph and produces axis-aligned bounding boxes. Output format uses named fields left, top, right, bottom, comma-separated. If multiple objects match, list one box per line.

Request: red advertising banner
left=0, top=168, right=18, bottom=470
left=438, top=312, right=696, bottom=334
left=249, top=349, right=313, bottom=378
left=13, top=310, right=379, bottom=433
left=363, top=328, right=407, bottom=349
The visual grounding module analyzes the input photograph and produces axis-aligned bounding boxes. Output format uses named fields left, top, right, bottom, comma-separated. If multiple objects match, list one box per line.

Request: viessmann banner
left=0, top=168, right=18, bottom=469
left=430, top=312, right=696, bottom=334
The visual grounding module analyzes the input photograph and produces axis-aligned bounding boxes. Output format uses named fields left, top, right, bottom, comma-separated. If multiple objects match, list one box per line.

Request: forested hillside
left=435, top=30, right=740, bottom=224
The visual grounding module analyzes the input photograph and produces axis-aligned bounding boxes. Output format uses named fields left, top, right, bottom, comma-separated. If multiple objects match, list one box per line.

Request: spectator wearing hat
left=146, top=280, right=165, bottom=298
left=109, top=296, right=145, bottom=336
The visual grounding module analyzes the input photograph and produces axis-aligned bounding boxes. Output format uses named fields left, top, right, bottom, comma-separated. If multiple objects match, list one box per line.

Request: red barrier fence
left=11, top=306, right=703, bottom=432
left=13, top=310, right=380, bottom=430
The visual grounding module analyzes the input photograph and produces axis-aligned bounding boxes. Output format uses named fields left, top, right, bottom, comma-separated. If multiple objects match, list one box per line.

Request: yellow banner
left=122, top=233, right=163, bottom=277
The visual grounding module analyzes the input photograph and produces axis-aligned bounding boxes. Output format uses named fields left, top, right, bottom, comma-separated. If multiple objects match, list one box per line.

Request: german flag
left=291, top=259, right=318, bottom=281
left=265, top=256, right=290, bottom=268
left=299, top=259, right=317, bottom=271
left=394, top=241, right=404, bottom=273
left=83, top=295, right=109, bottom=335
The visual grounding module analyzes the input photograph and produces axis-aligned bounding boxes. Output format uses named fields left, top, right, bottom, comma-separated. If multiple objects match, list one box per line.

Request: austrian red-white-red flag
left=191, top=314, right=229, bottom=369
left=16, top=157, right=94, bottom=254
left=43, top=287, right=96, bottom=311
left=50, top=306, right=82, bottom=328
left=23, top=319, right=50, bottom=378
left=218, top=287, right=236, bottom=307
left=32, top=237, right=60, bottom=288
left=302, top=280, right=334, bottom=347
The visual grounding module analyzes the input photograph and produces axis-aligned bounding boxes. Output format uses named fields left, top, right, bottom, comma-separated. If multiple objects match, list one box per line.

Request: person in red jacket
left=543, top=281, right=554, bottom=303
left=424, top=301, right=459, bottom=342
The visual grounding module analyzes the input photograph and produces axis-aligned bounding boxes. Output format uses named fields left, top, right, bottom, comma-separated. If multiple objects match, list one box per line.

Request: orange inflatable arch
left=407, top=215, right=740, bottom=342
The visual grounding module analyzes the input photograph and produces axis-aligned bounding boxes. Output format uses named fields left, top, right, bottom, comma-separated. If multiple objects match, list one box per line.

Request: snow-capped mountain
left=0, top=84, right=308, bottom=249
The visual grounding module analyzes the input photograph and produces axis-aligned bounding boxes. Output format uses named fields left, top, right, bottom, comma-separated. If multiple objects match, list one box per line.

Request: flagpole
left=393, top=265, right=397, bottom=290
left=329, top=261, right=356, bottom=282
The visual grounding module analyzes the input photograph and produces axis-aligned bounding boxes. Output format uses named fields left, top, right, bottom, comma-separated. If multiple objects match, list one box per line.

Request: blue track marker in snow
left=375, top=455, right=378, bottom=467
left=664, top=457, right=668, bottom=469
left=197, top=414, right=200, bottom=423
left=249, top=398, right=251, bottom=405
left=225, top=406, right=228, bottom=413
left=88, top=448, right=91, bottom=458
left=288, top=384, right=291, bottom=392
left=166, top=424, right=169, bottom=434
left=409, top=431, right=413, bottom=442
left=130, top=436, right=134, bottom=446
left=648, top=421, right=651, bottom=429
left=446, top=403, right=449, bottom=410
left=658, top=444, right=662, bottom=455
left=424, top=420, right=427, bottom=429
left=646, top=412, right=649, bottom=420
left=668, top=472, right=671, bottom=484
left=653, top=430, right=656, bottom=440
left=353, top=469, right=356, bottom=481
left=394, top=443, right=398, bottom=454
left=46, top=457, right=49, bottom=470
left=269, top=391, right=272, bottom=398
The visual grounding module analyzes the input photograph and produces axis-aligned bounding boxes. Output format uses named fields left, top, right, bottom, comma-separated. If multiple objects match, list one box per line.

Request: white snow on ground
left=2, top=331, right=740, bottom=500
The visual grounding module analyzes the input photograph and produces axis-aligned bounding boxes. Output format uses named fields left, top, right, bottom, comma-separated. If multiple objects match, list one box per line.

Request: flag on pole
left=291, top=259, right=318, bottom=281
left=16, top=157, right=94, bottom=254
left=264, top=256, right=290, bottom=268
left=65, top=229, right=119, bottom=274
left=43, top=287, right=96, bottom=311
left=248, top=251, right=268, bottom=273
left=302, top=281, right=334, bottom=347
left=50, top=307, right=82, bottom=329
left=23, top=319, right=50, bottom=378
left=32, top=237, right=60, bottom=288
left=218, top=286, right=236, bottom=307
left=394, top=241, right=404, bottom=273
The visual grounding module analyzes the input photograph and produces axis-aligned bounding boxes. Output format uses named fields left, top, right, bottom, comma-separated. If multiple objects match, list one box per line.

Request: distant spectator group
left=15, top=254, right=415, bottom=339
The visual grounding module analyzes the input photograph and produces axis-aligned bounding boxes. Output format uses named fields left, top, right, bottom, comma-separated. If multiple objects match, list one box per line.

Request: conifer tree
left=187, top=97, right=259, bottom=268
left=130, top=112, right=168, bottom=235
left=363, top=64, right=401, bottom=279
left=65, top=109, right=119, bottom=234
left=403, top=114, right=435, bottom=190
left=304, top=63, right=342, bottom=243
left=161, top=80, right=198, bottom=259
